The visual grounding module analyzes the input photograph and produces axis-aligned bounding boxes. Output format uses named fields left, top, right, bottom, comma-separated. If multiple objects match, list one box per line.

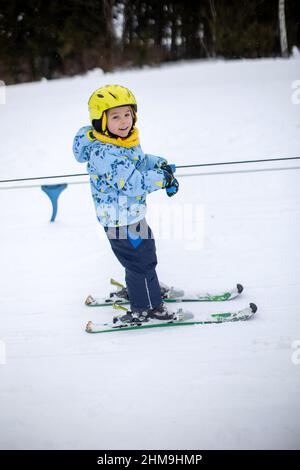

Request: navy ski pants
left=104, top=219, right=162, bottom=311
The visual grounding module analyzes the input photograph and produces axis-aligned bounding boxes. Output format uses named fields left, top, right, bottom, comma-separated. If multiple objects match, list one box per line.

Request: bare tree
left=278, top=0, right=288, bottom=57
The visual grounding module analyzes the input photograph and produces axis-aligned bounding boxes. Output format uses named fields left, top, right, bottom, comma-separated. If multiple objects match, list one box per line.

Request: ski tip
left=236, top=283, right=244, bottom=294
left=249, top=303, right=257, bottom=313
left=86, top=321, right=93, bottom=332
left=85, top=295, right=94, bottom=306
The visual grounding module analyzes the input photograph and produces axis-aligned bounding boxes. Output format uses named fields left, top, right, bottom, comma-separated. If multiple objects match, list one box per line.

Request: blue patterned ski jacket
left=72, top=126, right=167, bottom=227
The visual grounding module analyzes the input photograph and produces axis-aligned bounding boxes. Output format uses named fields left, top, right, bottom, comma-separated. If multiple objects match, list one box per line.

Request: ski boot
left=159, top=283, right=184, bottom=299
left=110, top=278, right=184, bottom=302
left=109, top=286, right=129, bottom=301
left=113, top=303, right=176, bottom=326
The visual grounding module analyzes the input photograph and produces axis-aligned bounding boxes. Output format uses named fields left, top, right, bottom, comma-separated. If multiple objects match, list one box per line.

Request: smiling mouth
left=119, top=127, right=129, bottom=131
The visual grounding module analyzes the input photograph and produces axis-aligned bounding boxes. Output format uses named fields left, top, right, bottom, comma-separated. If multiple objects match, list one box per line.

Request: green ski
left=86, top=303, right=257, bottom=334
left=85, top=278, right=244, bottom=307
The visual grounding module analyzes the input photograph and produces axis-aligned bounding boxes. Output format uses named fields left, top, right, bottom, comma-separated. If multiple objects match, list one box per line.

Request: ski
left=85, top=278, right=244, bottom=307
left=86, top=303, right=257, bottom=334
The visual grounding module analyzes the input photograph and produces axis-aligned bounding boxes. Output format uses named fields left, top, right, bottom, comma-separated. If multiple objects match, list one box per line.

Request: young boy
left=73, top=84, right=179, bottom=324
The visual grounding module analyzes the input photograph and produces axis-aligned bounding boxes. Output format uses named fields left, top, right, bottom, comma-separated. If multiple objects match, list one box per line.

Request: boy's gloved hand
left=165, top=178, right=179, bottom=197
left=161, top=162, right=178, bottom=197
left=162, top=170, right=179, bottom=197
left=160, top=162, right=176, bottom=177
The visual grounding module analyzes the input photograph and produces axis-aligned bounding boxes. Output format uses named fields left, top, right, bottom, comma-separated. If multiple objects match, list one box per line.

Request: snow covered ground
left=0, top=57, right=300, bottom=450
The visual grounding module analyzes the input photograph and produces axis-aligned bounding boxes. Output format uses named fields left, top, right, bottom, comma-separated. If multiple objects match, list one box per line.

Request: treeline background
left=0, top=0, right=299, bottom=84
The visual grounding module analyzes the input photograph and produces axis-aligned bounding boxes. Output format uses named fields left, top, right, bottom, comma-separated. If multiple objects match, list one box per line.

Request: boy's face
left=106, top=105, right=133, bottom=138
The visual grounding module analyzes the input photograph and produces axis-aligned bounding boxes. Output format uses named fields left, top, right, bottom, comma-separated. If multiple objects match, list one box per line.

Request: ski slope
left=0, top=57, right=300, bottom=450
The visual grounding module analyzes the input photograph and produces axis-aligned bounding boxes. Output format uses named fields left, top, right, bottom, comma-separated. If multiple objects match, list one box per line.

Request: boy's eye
left=111, top=112, right=130, bottom=119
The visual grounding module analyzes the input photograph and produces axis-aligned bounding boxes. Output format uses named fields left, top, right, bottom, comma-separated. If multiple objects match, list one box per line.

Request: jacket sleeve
left=144, top=153, right=168, bottom=170
left=89, top=148, right=166, bottom=197
left=72, top=126, right=96, bottom=163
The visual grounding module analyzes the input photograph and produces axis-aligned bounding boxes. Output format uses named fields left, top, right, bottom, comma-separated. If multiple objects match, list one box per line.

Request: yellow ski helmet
left=88, top=84, right=137, bottom=133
